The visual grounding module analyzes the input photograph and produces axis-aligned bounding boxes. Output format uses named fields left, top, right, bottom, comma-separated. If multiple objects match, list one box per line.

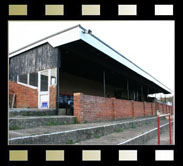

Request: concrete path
left=144, top=128, right=174, bottom=145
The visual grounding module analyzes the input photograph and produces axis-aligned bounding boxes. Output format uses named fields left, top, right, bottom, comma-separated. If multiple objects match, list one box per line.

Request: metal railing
left=157, top=113, right=172, bottom=145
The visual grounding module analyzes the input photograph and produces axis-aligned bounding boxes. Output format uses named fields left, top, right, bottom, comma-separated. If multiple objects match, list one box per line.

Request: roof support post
left=155, top=89, right=156, bottom=100
left=133, top=91, right=135, bottom=101
left=165, top=94, right=167, bottom=103
left=137, top=90, right=138, bottom=101
left=147, top=87, right=149, bottom=96
left=141, top=85, right=144, bottom=101
left=127, top=79, right=129, bottom=100
left=103, top=71, right=106, bottom=97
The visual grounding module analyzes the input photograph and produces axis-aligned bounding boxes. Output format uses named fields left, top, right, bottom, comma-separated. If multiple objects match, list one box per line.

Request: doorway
left=38, top=70, right=50, bottom=109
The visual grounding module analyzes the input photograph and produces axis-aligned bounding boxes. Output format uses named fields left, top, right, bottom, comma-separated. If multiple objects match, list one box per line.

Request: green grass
left=74, top=118, right=78, bottom=124
left=65, top=140, right=73, bottom=144
left=131, top=123, right=136, bottom=129
left=47, top=120, right=66, bottom=126
left=9, top=125, right=21, bottom=130
left=115, top=128, right=123, bottom=133
left=84, top=120, right=88, bottom=124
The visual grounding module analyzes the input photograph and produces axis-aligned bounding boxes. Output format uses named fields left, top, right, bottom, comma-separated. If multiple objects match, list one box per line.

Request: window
left=50, top=68, right=56, bottom=85
left=41, top=70, right=48, bottom=91
left=19, top=74, right=27, bottom=84
left=29, top=72, right=38, bottom=87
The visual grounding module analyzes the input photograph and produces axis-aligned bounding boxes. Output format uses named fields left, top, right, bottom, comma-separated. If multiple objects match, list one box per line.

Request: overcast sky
left=8, top=21, right=174, bottom=97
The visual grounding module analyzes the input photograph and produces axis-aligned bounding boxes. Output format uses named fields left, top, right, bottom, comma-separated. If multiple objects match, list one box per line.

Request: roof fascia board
left=80, top=30, right=172, bottom=93
left=9, top=25, right=82, bottom=58
left=49, top=26, right=81, bottom=47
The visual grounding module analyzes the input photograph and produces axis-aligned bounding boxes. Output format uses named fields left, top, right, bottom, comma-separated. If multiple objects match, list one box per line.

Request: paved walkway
left=144, top=128, right=174, bottom=145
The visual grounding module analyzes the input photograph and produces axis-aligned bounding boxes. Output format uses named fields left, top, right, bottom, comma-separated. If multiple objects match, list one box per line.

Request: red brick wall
left=74, top=93, right=174, bottom=123
left=145, top=102, right=153, bottom=116
left=74, top=93, right=114, bottom=123
left=49, top=85, right=56, bottom=108
left=9, top=81, right=38, bottom=108
left=114, top=99, right=133, bottom=120
left=152, top=103, right=156, bottom=116
left=133, top=101, right=145, bottom=117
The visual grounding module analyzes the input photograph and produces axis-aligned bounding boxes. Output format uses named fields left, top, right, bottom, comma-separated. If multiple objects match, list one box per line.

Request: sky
left=8, top=21, right=174, bottom=97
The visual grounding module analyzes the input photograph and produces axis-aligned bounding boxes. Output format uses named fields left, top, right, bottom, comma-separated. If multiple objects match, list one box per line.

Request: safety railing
left=157, top=113, right=172, bottom=145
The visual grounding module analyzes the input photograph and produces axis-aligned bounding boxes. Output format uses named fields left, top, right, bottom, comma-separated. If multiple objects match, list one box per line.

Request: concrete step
left=9, top=108, right=73, bottom=117
left=9, top=116, right=169, bottom=145
left=9, top=108, right=57, bottom=117
left=118, top=121, right=173, bottom=145
left=74, top=121, right=173, bottom=145
left=9, top=115, right=77, bottom=130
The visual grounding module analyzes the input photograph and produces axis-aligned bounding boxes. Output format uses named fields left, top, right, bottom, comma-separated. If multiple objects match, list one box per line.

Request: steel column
left=141, top=85, right=144, bottom=101
left=127, top=79, right=129, bottom=100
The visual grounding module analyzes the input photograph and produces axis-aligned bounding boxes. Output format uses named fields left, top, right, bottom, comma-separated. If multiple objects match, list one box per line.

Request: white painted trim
left=48, top=69, right=51, bottom=108
left=17, top=81, right=38, bottom=89
left=38, top=71, right=41, bottom=109
left=27, top=73, right=30, bottom=85
left=38, top=69, right=50, bottom=109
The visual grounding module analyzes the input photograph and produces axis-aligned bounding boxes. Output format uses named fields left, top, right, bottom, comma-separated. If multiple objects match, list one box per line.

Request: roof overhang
left=9, top=24, right=172, bottom=94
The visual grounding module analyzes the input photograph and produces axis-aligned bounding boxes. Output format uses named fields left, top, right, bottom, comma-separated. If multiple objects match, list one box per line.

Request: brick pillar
left=151, top=103, right=153, bottom=116
left=162, top=104, right=164, bottom=114
left=168, top=106, right=170, bottom=114
left=73, top=93, right=83, bottom=123
left=131, top=100, right=134, bottom=118
left=143, top=102, right=146, bottom=116
left=49, top=85, right=56, bottom=108
left=111, top=98, right=117, bottom=120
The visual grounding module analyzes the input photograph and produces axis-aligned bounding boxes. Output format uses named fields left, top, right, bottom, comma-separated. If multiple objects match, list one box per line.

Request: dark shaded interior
left=59, top=40, right=169, bottom=102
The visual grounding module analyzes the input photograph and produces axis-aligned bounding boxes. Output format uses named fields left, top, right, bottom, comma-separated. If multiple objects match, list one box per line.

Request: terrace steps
left=9, top=116, right=171, bottom=145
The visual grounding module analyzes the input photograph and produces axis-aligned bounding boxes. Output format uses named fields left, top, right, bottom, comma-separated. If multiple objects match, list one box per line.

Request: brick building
left=9, top=25, right=173, bottom=122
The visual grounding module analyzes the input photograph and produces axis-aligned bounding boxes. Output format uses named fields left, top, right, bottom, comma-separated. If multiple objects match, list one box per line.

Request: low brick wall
left=9, top=81, right=38, bottom=108
left=74, top=93, right=173, bottom=123
left=9, top=81, right=56, bottom=108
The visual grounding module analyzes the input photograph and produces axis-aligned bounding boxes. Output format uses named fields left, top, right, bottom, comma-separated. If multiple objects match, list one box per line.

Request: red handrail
left=157, top=113, right=172, bottom=145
